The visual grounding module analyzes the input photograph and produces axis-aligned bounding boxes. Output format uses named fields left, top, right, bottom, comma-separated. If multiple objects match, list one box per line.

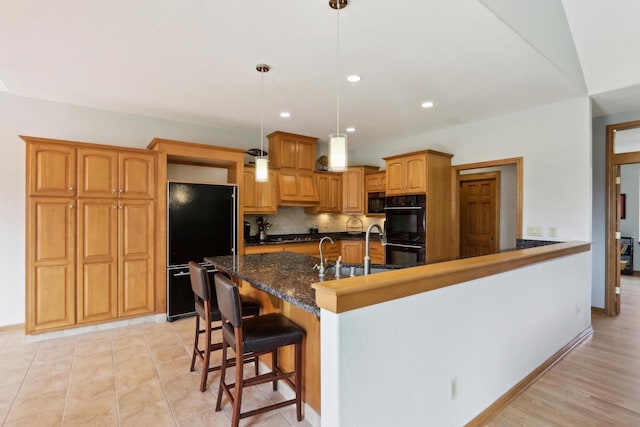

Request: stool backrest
left=214, top=272, right=243, bottom=328
left=188, top=261, right=211, bottom=303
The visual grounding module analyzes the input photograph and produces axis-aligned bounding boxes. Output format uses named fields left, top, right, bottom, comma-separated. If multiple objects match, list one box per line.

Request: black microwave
left=367, top=191, right=386, bottom=215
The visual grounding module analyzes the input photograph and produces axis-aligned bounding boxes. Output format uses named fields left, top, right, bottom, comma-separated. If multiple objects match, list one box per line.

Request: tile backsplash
left=244, top=206, right=383, bottom=237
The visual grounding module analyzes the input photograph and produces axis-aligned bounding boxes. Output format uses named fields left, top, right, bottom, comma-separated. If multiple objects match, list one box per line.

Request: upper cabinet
left=277, top=169, right=319, bottom=205
left=78, top=148, right=155, bottom=199
left=385, top=150, right=452, bottom=196
left=268, top=131, right=317, bottom=171
left=343, top=166, right=380, bottom=215
left=27, top=142, right=77, bottom=197
left=385, top=153, right=428, bottom=195
left=244, top=166, right=278, bottom=214
left=267, top=131, right=320, bottom=205
left=306, top=172, right=342, bottom=214
left=365, top=172, right=386, bottom=192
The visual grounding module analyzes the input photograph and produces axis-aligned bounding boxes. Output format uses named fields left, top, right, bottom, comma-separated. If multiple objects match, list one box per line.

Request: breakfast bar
left=205, top=251, right=326, bottom=417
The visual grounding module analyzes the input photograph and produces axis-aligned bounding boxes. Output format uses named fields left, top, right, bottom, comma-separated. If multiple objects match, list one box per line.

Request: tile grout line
left=2, top=338, right=40, bottom=426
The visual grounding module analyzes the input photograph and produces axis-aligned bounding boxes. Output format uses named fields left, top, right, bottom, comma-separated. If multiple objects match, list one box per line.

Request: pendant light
left=255, top=63, right=270, bottom=182
left=329, top=0, right=348, bottom=172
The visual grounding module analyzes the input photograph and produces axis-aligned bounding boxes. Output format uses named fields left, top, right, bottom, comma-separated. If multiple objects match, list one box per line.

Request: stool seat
left=222, top=312, right=304, bottom=354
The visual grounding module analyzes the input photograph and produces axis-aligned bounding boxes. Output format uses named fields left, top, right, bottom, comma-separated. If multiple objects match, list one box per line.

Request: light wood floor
left=488, top=275, right=640, bottom=426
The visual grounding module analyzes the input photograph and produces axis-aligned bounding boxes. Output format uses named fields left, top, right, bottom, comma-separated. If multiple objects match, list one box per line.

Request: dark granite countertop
left=205, top=252, right=327, bottom=317
left=244, top=231, right=381, bottom=246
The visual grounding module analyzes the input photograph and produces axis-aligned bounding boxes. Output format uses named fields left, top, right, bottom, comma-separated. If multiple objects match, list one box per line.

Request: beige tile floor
left=0, top=318, right=314, bottom=427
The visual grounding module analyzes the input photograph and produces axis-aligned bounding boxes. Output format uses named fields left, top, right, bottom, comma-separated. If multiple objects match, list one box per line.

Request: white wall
left=358, top=97, right=592, bottom=243
left=321, top=251, right=591, bottom=427
left=0, top=92, right=257, bottom=327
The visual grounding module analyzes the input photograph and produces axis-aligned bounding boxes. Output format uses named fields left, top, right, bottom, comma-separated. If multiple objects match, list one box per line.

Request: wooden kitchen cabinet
left=365, top=172, right=386, bottom=192
left=27, top=197, right=77, bottom=332
left=244, top=166, right=278, bottom=214
left=27, top=141, right=77, bottom=197
left=78, top=147, right=155, bottom=199
left=267, top=131, right=317, bottom=171
left=306, top=172, right=342, bottom=213
left=341, top=240, right=364, bottom=264
left=385, top=153, right=428, bottom=195
left=24, top=136, right=157, bottom=334
left=77, top=198, right=155, bottom=323
left=277, top=169, right=319, bottom=205
left=368, top=241, right=386, bottom=264
left=343, top=166, right=379, bottom=215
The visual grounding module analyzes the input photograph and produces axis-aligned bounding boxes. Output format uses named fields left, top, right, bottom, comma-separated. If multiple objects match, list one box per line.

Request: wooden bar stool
left=214, top=272, right=305, bottom=427
left=188, top=261, right=261, bottom=392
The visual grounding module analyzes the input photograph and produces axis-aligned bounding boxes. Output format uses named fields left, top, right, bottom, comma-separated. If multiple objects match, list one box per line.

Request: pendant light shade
left=328, top=0, right=348, bottom=172
left=256, top=63, right=270, bottom=182
left=255, top=157, right=269, bottom=182
left=329, top=133, right=347, bottom=172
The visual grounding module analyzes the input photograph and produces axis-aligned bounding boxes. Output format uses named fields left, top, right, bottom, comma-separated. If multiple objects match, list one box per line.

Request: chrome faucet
left=316, top=236, right=335, bottom=279
left=364, top=223, right=386, bottom=275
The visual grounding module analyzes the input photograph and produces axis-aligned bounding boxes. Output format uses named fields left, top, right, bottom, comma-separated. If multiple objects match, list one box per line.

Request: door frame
left=451, top=157, right=523, bottom=258
left=459, top=171, right=501, bottom=256
left=606, top=119, right=640, bottom=316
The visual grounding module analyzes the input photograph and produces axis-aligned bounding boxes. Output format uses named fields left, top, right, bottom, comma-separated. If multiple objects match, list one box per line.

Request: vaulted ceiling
left=1, top=1, right=639, bottom=149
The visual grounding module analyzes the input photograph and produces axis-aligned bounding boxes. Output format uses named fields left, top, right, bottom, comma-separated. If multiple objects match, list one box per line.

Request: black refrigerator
left=166, top=182, right=237, bottom=321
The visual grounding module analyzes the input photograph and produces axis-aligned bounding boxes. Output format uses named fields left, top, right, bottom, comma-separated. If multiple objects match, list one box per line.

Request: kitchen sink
left=324, top=265, right=393, bottom=278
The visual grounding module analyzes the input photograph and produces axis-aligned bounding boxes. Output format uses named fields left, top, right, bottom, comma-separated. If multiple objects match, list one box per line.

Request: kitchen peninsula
left=209, top=241, right=591, bottom=426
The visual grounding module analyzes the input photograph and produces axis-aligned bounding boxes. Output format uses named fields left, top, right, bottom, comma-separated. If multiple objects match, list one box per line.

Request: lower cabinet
left=27, top=197, right=155, bottom=333
left=27, top=197, right=77, bottom=332
left=368, top=241, right=385, bottom=264
left=341, top=241, right=364, bottom=264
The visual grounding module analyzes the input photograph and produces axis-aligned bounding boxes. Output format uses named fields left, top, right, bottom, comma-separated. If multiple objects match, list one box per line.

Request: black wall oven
left=385, top=194, right=426, bottom=265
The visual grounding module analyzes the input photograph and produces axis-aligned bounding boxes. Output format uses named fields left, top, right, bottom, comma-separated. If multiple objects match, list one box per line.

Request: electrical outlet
left=449, top=378, right=458, bottom=401
left=527, top=226, right=542, bottom=236
left=548, top=227, right=558, bottom=238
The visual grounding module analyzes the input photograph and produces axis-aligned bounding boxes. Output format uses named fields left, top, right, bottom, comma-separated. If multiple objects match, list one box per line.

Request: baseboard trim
left=0, top=323, right=24, bottom=333
left=465, top=325, right=593, bottom=427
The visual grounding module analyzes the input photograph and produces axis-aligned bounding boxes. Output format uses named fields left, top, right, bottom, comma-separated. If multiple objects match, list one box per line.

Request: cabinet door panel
left=28, top=198, right=76, bottom=331
left=385, top=160, right=405, bottom=195
left=280, top=137, right=298, bottom=169
left=343, top=169, right=364, bottom=214
left=28, top=144, right=76, bottom=197
left=298, top=172, right=319, bottom=201
left=243, top=169, right=259, bottom=209
left=77, top=199, right=117, bottom=323
left=78, top=148, right=118, bottom=198
left=341, top=241, right=363, bottom=264
left=119, top=153, right=155, bottom=199
left=119, top=200, right=154, bottom=316
left=405, top=156, right=426, bottom=193
left=297, top=141, right=315, bottom=170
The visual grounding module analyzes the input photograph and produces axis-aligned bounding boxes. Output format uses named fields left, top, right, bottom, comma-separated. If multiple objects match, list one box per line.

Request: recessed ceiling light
left=346, top=127, right=356, bottom=132
left=421, top=101, right=435, bottom=109
left=280, top=111, right=291, bottom=118
left=346, top=75, right=361, bottom=83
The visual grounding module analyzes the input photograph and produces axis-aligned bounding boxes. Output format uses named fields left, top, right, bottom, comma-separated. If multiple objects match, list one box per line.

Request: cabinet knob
left=119, top=189, right=124, bottom=193
left=69, top=186, right=74, bottom=191
left=69, top=204, right=74, bottom=209
left=113, top=189, right=117, bottom=193
left=113, top=205, right=117, bottom=209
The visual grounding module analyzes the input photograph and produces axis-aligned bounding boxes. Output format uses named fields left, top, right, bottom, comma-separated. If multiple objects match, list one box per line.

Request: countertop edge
left=312, top=241, right=591, bottom=314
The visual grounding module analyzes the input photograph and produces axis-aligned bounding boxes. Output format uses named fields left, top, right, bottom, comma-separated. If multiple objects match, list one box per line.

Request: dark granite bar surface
left=205, top=252, right=328, bottom=317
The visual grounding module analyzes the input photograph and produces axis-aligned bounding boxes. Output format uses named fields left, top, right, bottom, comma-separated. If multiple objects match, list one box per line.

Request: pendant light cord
left=336, top=2, right=341, bottom=136
left=260, top=67, right=265, bottom=159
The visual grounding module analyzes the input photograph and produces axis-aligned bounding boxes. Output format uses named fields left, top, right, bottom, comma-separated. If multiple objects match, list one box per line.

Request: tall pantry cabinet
left=24, top=136, right=156, bottom=333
